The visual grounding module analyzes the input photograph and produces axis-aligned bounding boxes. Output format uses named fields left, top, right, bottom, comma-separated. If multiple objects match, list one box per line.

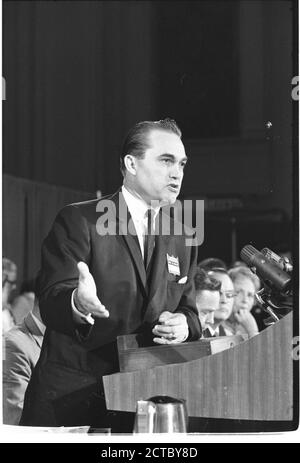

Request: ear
left=124, top=155, right=137, bottom=175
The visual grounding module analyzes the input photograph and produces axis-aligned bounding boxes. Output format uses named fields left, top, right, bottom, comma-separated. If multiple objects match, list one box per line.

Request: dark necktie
left=144, top=208, right=156, bottom=270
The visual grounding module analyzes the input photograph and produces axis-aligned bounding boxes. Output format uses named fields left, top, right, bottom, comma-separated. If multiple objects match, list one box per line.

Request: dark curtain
left=3, top=1, right=157, bottom=194
left=2, top=174, right=93, bottom=291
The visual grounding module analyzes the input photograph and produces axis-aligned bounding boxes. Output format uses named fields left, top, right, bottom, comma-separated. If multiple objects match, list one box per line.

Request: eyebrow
left=159, top=154, right=188, bottom=162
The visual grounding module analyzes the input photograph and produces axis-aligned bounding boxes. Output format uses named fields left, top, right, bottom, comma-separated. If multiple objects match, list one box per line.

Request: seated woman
left=224, top=266, right=261, bottom=338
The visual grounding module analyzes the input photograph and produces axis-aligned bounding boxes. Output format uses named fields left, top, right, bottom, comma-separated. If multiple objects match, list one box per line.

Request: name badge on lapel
left=167, top=254, right=180, bottom=276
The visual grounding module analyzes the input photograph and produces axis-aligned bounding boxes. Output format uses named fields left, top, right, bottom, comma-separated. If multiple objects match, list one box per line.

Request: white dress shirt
left=121, top=185, right=159, bottom=258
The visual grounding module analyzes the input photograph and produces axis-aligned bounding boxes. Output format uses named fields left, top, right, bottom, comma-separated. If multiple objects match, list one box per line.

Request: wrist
left=73, top=288, right=87, bottom=315
left=72, top=289, right=94, bottom=325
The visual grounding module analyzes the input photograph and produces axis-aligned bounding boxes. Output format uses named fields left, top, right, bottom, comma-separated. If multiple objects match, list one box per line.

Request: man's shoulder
left=57, top=190, right=121, bottom=220
left=4, top=322, right=34, bottom=351
left=68, top=190, right=119, bottom=210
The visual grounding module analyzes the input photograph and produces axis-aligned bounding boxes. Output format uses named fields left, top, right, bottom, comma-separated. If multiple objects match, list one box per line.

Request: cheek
left=226, top=300, right=234, bottom=311
left=235, top=294, right=243, bottom=305
left=247, top=297, right=255, bottom=308
left=198, top=313, right=205, bottom=324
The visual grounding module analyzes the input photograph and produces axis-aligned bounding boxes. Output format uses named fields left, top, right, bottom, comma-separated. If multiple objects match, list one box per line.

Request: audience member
left=11, top=279, right=36, bottom=325
left=2, top=258, right=17, bottom=333
left=198, top=257, right=227, bottom=272
left=205, top=268, right=235, bottom=337
left=230, top=260, right=248, bottom=269
left=3, top=299, right=45, bottom=425
left=225, top=266, right=260, bottom=337
left=194, top=269, right=221, bottom=338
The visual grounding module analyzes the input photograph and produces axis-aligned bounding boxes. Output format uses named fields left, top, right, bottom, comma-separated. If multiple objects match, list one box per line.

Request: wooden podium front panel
left=103, top=314, right=293, bottom=421
left=117, top=334, right=245, bottom=372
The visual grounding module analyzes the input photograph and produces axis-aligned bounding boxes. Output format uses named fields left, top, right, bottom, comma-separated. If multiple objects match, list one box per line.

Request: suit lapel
left=113, top=191, right=147, bottom=294
left=24, top=312, right=44, bottom=348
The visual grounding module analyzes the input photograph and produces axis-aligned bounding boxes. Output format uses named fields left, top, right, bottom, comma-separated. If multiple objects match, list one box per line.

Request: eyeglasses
left=219, top=291, right=236, bottom=299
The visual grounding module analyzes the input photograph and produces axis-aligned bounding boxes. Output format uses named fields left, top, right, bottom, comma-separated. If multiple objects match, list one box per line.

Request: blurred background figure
left=3, top=298, right=45, bottom=425
left=197, top=257, right=228, bottom=272
left=2, top=258, right=18, bottom=333
left=11, top=278, right=36, bottom=325
left=230, top=260, right=248, bottom=269
left=194, top=269, right=221, bottom=338
left=225, top=266, right=261, bottom=337
left=205, top=268, right=235, bottom=337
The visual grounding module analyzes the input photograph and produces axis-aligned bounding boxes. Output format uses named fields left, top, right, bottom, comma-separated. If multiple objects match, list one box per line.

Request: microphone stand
left=255, top=286, right=293, bottom=326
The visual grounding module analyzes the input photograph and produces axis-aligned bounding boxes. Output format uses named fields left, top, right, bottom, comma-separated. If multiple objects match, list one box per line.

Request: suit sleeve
left=175, top=240, right=202, bottom=341
left=3, top=334, right=38, bottom=425
left=37, top=205, right=92, bottom=337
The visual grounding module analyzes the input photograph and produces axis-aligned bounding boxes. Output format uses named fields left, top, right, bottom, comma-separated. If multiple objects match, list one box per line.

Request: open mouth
left=168, top=184, right=179, bottom=192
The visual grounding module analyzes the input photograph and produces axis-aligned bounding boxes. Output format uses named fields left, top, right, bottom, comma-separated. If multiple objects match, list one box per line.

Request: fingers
left=158, top=311, right=172, bottom=323
left=158, top=311, right=185, bottom=325
left=153, top=332, right=187, bottom=344
left=74, top=288, right=109, bottom=319
left=152, top=312, right=188, bottom=343
left=153, top=336, right=177, bottom=345
left=234, top=311, right=242, bottom=323
left=77, top=261, right=90, bottom=281
left=152, top=323, right=175, bottom=339
left=83, top=299, right=109, bottom=319
left=161, top=314, right=186, bottom=326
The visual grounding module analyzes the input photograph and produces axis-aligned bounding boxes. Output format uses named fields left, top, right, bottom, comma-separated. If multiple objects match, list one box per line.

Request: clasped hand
left=152, top=311, right=188, bottom=344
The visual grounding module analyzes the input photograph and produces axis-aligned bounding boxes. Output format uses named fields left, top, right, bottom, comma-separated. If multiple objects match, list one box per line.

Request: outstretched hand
left=74, top=261, right=109, bottom=319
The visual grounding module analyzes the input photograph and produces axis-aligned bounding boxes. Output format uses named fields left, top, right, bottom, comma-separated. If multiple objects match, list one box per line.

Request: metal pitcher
left=133, top=395, right=188, bottom=433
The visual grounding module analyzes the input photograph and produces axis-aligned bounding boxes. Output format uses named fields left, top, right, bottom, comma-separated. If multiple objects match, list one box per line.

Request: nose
left=220, top=292, right=227, bottom=303
left=170, top=163, right=183, bottom=179
left=241, top=292, right=249, bottom=303
left=206, top=312, right=214, bottom=324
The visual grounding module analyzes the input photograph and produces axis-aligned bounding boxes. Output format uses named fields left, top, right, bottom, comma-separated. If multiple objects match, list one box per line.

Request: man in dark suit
left=20, top=118, right=201, bottom=429
left=194, top=268, right=221, bottom=338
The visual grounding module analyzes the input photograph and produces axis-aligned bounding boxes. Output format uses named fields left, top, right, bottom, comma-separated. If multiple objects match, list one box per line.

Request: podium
left=103, top=313, right=293, bottom=421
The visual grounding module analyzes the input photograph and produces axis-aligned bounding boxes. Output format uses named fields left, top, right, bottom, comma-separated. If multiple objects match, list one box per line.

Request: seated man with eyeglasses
left=204, top=268, right=236, bottom=337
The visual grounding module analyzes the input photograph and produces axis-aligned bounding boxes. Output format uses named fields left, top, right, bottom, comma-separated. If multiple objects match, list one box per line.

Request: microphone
left=240, top=244, right=292, bottom=294
left=261, top=247, right=293, bottom=273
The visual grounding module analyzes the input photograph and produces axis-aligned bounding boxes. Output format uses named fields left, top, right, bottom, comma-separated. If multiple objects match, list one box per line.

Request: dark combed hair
left=194, top=268, right=221, bottom=293
left=120, top=118, right=182, bottom=175
left=197, top=257, right=227, bottom=272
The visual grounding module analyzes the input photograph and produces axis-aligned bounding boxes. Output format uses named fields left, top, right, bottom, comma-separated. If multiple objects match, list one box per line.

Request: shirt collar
left=205, top=324, right=219, bottom=337
left=122, top=185, right=160, bottom=223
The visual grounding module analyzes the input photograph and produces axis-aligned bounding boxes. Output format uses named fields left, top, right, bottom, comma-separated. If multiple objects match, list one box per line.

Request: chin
left=162, top=194, right=178, bottom=205
left=215, top=312, right=229, bottom=321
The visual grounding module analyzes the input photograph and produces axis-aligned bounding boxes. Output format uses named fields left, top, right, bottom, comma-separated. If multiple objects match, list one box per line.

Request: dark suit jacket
left=21, top=190, right=201, bottom=427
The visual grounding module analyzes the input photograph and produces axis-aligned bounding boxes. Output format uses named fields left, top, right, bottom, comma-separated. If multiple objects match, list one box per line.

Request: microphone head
left=261, top=247, right=293, bottom=273
left=240, top=244, right=292, bottom=294
left=240, top=244, right=258, bottom=266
